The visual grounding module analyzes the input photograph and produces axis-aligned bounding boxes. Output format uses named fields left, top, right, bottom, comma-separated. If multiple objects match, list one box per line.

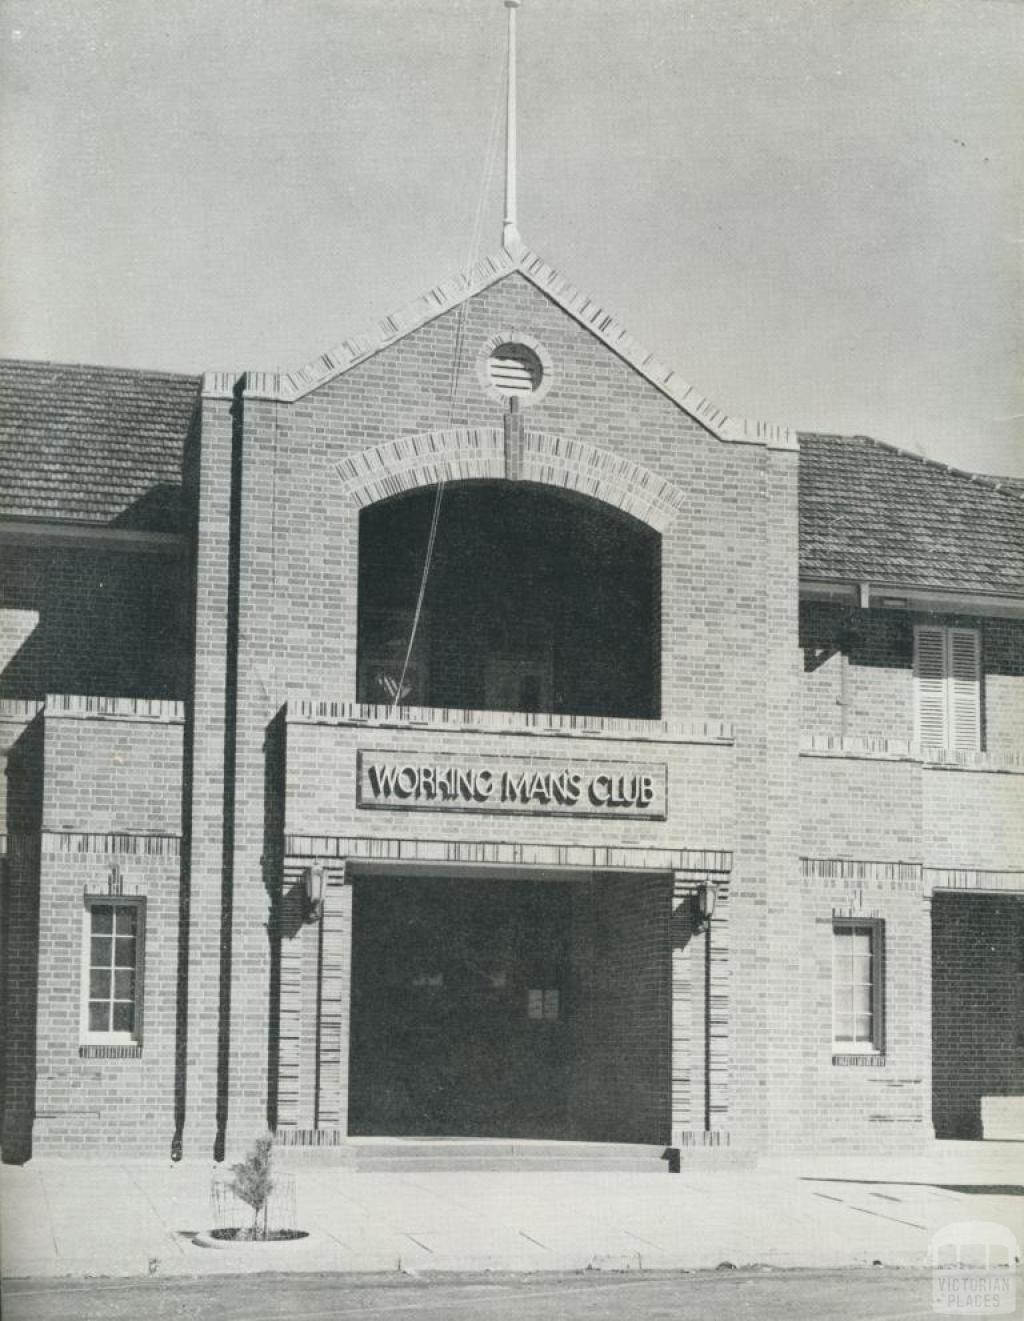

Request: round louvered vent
left=487, top=342, right=543, bottom=396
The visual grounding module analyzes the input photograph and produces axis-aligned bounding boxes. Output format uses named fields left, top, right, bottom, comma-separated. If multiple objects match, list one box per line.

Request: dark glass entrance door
left=349, top=875, right=572, bottom=1138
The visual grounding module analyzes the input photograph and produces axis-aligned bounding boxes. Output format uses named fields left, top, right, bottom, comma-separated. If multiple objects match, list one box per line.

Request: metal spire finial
left=502, top=0, right=522, bottom=253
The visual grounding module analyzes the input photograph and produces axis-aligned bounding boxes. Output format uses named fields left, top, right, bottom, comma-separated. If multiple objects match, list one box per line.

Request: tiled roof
left=799, top=432, right=1024, bottom=595
left=0, top=359, right=199, bottom=529
left=2, top=358, right=1022, bottom=598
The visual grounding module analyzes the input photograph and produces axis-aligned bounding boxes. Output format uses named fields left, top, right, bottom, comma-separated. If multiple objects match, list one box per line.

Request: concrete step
left=352, top=1154, right=672, bottom=1173
left=275, top=1137, right=677, bottom=1173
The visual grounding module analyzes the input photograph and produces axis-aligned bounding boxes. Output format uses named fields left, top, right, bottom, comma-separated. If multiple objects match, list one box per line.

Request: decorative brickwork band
left=336, top=428, right=687, bottom=532
left=39, top=833, right=181, bottom=859
left=238, top=246, right=797, bottom=451
left=519, top=432, right=686, bottom=531
left=314, top=868, right=352, bottom=1130
left=671, top=874, right=730, bottom=1138
left=336, top=428, right=505, bottom=508
left=803, top=858, right=1024, bottom=895
left=275, top=864, right=352, bottom=1134
left=801, top=733, right=1024, bottom=774
left=287, top=699, right=732, bottom=745
left=0, top=834, right=40, bottom=866
left=0, top=699, right=44, bottom=720
left=928, top=869, right=1024, bottom=893
left=286, top=836, right=732, bottom=875
left=44, top=694, right=185, bottom=723
left=78, top=1044, right=143, bottom=1060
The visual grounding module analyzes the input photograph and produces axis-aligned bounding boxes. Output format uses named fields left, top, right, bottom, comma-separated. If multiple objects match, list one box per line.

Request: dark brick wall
left=984, top=618, right=1024, bottom=754
left=0, top=546, right=189, bottom=700
left=932, top=893, right=1024, bottom=1139
left=1, top=840, right=40, bottom=1161
left=573, top=872, right=673, bottom=1144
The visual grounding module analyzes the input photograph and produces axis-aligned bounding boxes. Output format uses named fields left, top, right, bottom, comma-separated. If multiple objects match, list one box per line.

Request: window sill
left=832, top=1051, right=886, bottom=1067
left=79, top=1043, right=143, bottom=1060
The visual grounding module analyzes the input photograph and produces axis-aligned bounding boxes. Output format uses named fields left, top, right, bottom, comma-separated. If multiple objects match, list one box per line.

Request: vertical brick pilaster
left=671, top=873, right=730, bottom=1144
left=670, top=875, right=699, bottom=1136
left=181, top=386, right=237, bottom=1158
left=315, top=868, right=352, bottom=1131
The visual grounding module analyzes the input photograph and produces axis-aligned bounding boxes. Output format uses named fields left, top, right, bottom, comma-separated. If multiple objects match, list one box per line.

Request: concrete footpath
left=1, top=1141, right=1021, bottom=1279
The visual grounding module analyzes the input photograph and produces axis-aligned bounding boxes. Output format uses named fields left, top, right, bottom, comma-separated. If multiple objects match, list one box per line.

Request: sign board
left=357, top=751, right=667, bottom=820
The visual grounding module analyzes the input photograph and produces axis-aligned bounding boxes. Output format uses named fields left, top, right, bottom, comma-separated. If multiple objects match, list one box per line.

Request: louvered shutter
left=914, top=625, right=948, bottom=747
left=948, top=628, right=981, bottom=751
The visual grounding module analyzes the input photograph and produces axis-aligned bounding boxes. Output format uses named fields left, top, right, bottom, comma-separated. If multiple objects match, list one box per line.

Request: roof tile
left=0, top=359, right=198, bottom=529
left=798, top=432, right=1024, bottom=595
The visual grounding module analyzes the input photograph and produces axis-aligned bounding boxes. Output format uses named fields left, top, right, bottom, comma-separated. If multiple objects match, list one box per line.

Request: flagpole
left=502, top=0, right=522, bottom=252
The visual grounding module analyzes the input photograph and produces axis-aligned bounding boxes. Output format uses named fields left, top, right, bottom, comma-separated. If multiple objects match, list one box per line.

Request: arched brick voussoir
left=335, top=428, right=685, bottom=532
left=519, top=431, right=685, bottom=533
left=335, top=427, right=506, bottom=509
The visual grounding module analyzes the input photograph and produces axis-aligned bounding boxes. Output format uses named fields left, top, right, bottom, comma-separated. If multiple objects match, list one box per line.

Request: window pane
left=853, top=985, right=872, bottom=1014
left=850, top=929, right=871, bottom=954
left=91, top=906, right=114, bottom=934
left=834, top=988, right=853, bottom=1016
left=89, top=1002, right=109, bottom=1032
left=90, top=936, right=112, bottom=967
left=90, top=969, right=111, bottom=999
left=854, top=1015, right=874, bottom=1042
left=115, top=907, right=137, bottom=936
left=854, top=954, right=872, bottom=983
left=112, top=1002, right=135, bottom=1032
left=114, top=937, right=136, bottom=968
left=114, top=970, right=135, bottom=1000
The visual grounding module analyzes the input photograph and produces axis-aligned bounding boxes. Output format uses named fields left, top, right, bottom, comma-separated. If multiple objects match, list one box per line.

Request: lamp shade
left=697, top=881, right=718, bottom=922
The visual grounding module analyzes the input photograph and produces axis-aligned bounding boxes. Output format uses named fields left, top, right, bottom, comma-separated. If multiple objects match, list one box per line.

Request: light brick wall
left=202, top=270, right=795, bottom=1156
left=14, top=266, right=1020, bottom=1161
left=800, top=602, right=1024, bottom=754
left=41, top=702, right=184, bottom=836
left=790, top=864, right=933, bottom=1152
left=30, top=845, right=181, bottom=1156
left=2, top=702, right=185, bottom=1157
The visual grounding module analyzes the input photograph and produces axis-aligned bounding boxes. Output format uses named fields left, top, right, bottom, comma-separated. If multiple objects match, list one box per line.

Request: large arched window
left=357, top=482, right=660, bottom=718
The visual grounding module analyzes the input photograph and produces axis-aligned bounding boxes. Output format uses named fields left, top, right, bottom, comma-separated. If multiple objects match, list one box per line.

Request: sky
left=2, top=0, right=1022, bottom=476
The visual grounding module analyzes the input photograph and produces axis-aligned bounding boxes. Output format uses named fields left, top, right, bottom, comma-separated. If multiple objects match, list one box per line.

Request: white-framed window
left=914, top=624, right=981, bottom=751
left=832, top=920, right=883, bottom=1054
left=81, top=897, right=145, bottom=1045
left=527, top=988, right=560, bottom=1021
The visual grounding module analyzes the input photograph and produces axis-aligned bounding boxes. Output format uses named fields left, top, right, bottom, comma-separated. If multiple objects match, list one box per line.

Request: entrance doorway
left=349, top=875, right=573, bottom=1138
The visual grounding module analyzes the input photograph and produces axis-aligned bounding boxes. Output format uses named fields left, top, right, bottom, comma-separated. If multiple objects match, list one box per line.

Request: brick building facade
left=2, top=247, right=1022, bottom=1164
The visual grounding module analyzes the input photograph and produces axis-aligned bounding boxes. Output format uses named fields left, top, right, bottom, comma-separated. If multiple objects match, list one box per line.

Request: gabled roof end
left=239, top=246, right=797, bottom=451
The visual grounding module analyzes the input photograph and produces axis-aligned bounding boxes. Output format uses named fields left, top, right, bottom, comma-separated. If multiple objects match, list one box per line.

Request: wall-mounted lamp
left=694, top=880, right=718, bottom=932
left=302, top=866, right=326, bottom=923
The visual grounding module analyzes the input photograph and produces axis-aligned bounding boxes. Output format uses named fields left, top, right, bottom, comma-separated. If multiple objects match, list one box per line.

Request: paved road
left=2, top=1268, right=951, bottom=1321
